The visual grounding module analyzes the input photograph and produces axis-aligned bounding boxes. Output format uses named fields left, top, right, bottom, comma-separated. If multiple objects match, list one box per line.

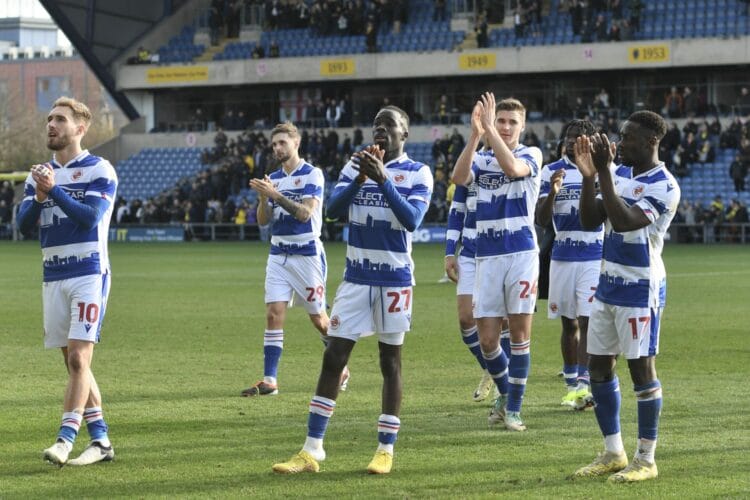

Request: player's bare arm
left=444, top=255, right=459, bottom=283
left=574, top=136, right=607, bottom=229
left=535, top=168, right=565, bottom=226
left=250, top=175, right=315, bottom=223
left=451, top=103, right=483, bottom=186
left=479, top=92, right=531, bottom=178
left=589, top=133, right=651, bottom=232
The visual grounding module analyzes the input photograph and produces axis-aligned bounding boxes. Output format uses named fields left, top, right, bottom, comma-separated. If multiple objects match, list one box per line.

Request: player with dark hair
left=452, top=93, right=543, bottom=432
left=17, top=97, right=117, bottom=466
left=571, top=110, right=679, bottom=482
left=272, top=105, right=433, bottom=474
left=536, top=119, right=608, bottom=410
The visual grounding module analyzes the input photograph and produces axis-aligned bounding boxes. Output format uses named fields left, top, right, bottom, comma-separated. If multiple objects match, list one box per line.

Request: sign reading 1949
left=459, top=53, right=497, bottom=70
left=628, top=44, right=670, bottom=64
left=320, top=59, right=356, bottom=76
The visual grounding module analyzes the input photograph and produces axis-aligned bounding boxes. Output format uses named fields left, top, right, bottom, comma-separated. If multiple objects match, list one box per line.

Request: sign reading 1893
left=459, top=53, right=497, bottom=70
left=628, top=44, right=670, bottom=64
left=320, top=59, right=356, bottom=76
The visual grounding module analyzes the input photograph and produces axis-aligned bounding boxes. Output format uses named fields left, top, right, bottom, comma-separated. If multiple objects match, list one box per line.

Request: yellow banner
left=146, top=66, right=209, bottom=84
left=458, top=53, right=496, bottom=71
left=320, top=59, right=356, bottom=76
left=628, top=44, right=670, bottom=64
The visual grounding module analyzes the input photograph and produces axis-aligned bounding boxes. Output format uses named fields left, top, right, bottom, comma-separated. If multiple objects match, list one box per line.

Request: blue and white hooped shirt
left=23, top=150, right=117, bottom=282
left=336, top=153, right=433, bottom=287
left=539, top=156, right=609, bottom=262
left=596, top=163, right=681, bottom=308
left=267, top=161, right=324, bottom=256
left=471, top=144, right=543, bottom=258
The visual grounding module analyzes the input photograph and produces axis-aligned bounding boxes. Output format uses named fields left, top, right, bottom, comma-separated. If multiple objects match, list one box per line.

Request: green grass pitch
left=1, top=242, right=748, bottom=498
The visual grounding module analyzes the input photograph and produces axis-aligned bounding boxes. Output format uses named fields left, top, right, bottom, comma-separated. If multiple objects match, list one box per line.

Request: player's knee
left=322, top=343, right=349, bottom=373
left=265, top=310, right=283, bottom=327
left=458, top=316, right=474, bottom=331
left=379, top=354, right=401, bottom=378
left=66, top=351, right=89, bottom=374
left=478, top=336, right=498, bottom=354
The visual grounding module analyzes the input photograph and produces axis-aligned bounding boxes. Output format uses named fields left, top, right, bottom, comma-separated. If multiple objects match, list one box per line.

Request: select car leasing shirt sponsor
left=23, top=150, right=117, bottom=282
left=445, top=182, right=478, bottom=258
left=596, top=163, right=680, bottom=308
left=539, top=156, right=606, bottom=262
left=471, top=145, right=543, bottom=258
left=337, top=153, right=433, bottom=287
left=267, top=161, right=324, bottom=256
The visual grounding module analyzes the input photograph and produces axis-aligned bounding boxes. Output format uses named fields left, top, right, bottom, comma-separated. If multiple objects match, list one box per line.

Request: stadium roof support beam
left=41, top=0, right=140, bottom=120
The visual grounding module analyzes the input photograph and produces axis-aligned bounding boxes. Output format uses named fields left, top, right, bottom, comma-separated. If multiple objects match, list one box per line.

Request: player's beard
left=47, top=134, right=70, bottom=151
left=274, top=151, right=291, bottom=164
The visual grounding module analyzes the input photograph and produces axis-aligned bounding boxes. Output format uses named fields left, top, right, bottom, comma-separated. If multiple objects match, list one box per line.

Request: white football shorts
left=265, top=251, right=327, bottom=315
left=473, top=251, right=539, bottom=318
left=43, top=273, right=111, bottom=349
left=587, top=299, right=662, bottom=359
left=327, top=281, right=412, bottom=345
left=456, top=255, right=476, bottom=296
left=547, top=259, right=600, bottom=319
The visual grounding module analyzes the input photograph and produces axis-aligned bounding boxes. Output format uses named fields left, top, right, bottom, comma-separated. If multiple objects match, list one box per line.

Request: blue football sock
left=482, top=346, right=508, bottom=396
left=507, top=341, right=531, bottom=413
left=563, top=363, right=578, bottom=389
left=635, top=380, right=663, bottom=441
left=461, top=326, right=487, bottom=370
left=307, top=395, right=336, bottom=439
left=591, top=376, right=621, bottom=437
left=263, top=329, right=283, bottom=380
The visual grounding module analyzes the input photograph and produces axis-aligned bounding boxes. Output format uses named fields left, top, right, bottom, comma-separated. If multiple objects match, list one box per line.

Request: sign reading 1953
left=628, top=44, right=670, bottom=64
left=320, top=59, right=356, bottom=76
left=458, top=53, right=497, bottom=70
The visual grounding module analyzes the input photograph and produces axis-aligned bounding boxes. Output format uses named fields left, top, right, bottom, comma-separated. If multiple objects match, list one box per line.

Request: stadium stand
left=116, top=147, right=204, bottom=201
left=157, top=26, right=205, bottom=64
left=490, top=0, right=750, bottom=48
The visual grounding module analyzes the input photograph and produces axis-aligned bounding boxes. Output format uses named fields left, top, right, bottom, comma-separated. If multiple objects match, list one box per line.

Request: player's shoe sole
left=67, top=441, right=115, bottom=466
left=367, top=450, right=393, bottom=474
left=572, top=451, right=628, bottom=478
left=272, top=451, right=320, bottom=474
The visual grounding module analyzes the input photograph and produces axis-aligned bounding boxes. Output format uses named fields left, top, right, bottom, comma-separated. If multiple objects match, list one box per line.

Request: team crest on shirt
left=72, top=170, right=83, bottom=181
left=393, top=174, right=405, bottom=183
left=330, top=315, right=340, bottom=330
left=294, top=178, right=301, bottom=186
left=550, top=303, right=558, bottom=313
left=633, top=185, right=645, bottom=197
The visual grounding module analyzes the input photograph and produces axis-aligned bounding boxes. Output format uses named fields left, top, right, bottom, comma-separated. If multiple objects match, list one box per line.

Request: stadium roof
left=39, top=0, right=190, bottom=120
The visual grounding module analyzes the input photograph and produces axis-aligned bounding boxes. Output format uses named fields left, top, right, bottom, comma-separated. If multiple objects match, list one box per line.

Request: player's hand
left=478, top=92, right=496, bottom=133
left=573, top=136, right=597, bottom=179
left=249, top=175, right=280, bottom=200
left=589, top=132, right=616, bottom=173
left=31, top=163, right=55, bottom=199
left=470, top=102, right=485, bottom=138
left=549, top=168, right=565, bottom=196
left=358, top=145, right=387, bottom=184
left=444, top=255, right=459, bottom=283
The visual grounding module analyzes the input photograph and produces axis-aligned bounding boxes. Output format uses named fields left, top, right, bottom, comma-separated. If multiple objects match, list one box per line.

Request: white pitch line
left=670, top=270, right=750, bottom=278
